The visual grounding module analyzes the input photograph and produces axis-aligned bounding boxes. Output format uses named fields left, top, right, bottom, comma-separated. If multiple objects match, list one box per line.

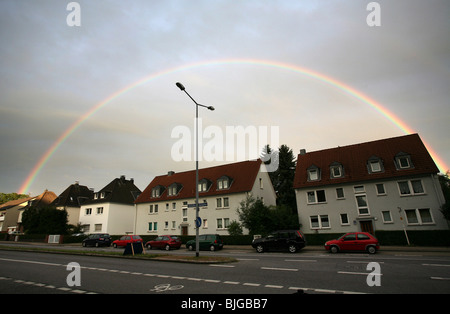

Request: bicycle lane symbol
left=150, top=283, right=184, bottom=293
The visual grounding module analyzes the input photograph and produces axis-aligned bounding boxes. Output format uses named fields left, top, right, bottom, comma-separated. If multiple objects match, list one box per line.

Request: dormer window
left=151, top=185, right=165, bottom=198
left=198, top=179, right=212, bottom=192
left=217, top=176, right=232, bottom=190
left=330, top=162, right=344, bottom=179
left=307, top=165, right=320, bottom=181
left=367, top=156, right=384, bottom=174
left=395, top=152, right=413, bottom=170
left=168, top=183, right=182, bottom=196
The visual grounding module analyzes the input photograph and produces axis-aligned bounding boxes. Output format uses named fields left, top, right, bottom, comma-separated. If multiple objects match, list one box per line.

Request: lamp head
left=207, top=106, right=215, bottom=111
left=175, top=82, right=185, bottom=91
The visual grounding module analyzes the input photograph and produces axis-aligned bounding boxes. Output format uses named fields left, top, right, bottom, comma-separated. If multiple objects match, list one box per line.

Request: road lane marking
left=338, top=271, right=382, bottom=276
left=431, top=277, right=450, bottom=280
left=0, top=257, right=62, bottom=267
left=243, top=282, right=261, bottom=287
left=261, top=267, right=298, bottom=272
left=285, top=259, right=317, bottom=262
left=209, top=264, right=235, bottom=268
left=265, top=284, right=283, bottom=289
left=423, top=263, right=450, bottom=267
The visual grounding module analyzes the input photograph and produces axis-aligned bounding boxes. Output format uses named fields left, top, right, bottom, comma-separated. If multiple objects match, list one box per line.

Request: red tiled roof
left=293, top=134, right=439, bottom=189
left=135, top=159, right=262, bottom=204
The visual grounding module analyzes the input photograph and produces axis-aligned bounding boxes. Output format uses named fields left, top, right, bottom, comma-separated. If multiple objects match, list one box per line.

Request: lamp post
left=176, top=82, right=214, bottom=257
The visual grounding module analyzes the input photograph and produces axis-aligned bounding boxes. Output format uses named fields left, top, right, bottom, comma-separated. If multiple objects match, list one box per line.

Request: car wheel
left=256, top=244, right=264, bottom=253
left=210, top=245, right=215, bottom=251
left=165, top=244, right=171, bottom=251
left=146, top=244, right=152, bottom=250
left=367, top=246, right=377, bottom=254
left=330, top=245, right=339, bottom=253
left=288, top=244, right=297, bottom=253
left=188, top=244, right=194, bottom=251
left=95, top=242, right=99, bottom=247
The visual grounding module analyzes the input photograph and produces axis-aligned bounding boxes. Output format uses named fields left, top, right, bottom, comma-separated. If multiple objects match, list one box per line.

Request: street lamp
left=176, top=82, right=214, bottom=257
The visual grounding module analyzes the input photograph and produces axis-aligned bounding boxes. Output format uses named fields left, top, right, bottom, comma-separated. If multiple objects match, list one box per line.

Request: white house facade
left=134, top=159, right=276, bottom=236
left=79, top=176, right=141, bottom=235
left=293, top=134, right=448, bottom=235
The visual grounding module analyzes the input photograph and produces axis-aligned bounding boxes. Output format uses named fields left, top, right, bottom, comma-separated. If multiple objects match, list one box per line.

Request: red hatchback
left=325, top=232, right=380, bottom=254
left=146, top=235, right=182, bottom=251
left=112, top=235, right=143, bottom=248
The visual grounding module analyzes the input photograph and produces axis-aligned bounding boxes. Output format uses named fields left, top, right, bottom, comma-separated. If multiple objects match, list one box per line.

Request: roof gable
left=135, top=159, right=262, bottom=204
left=85, top=176, right=141, bottom=205
left=293, top=134, right=439, bottom=189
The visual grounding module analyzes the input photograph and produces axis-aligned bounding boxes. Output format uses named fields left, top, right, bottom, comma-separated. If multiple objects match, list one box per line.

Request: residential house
left=51, top=181, right=94, bottom=226
left=79, top=176, right=141, bottom=235
left=134, top=159, right=276, bottom=236
left=0, top=190, right=57, bottom=234
left=293, top=134, right=448, bottom=235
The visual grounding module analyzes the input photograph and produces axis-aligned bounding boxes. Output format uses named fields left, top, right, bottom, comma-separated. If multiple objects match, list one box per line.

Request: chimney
left=168, top=171, right=175, bottom=176
left=300, top=149, right=306, bottom=155
left=120, top=175, right=126, bottom=183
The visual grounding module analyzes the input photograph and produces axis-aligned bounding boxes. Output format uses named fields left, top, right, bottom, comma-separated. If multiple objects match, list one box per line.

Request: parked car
left=145, top=235, right=182, bottom=250
left=82, top=233, right=111, bottom=247
left=112, top=235, right=143, bottom=248
left=186, top=234, right=223, bottom=251
left=324, top=232, right=380, bottom=254
left=252, top=230, right=306, bottom=253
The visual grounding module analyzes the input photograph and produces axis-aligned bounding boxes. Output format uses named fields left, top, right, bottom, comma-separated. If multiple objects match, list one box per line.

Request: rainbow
left=18, top=58, right=448, bottom=193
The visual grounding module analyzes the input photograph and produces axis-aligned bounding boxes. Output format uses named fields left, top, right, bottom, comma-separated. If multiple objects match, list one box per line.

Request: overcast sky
left=1, top=0, right=449, bottom=196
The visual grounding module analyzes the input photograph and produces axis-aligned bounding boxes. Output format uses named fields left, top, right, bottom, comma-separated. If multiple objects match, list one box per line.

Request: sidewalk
left=223, top=244, right=450, bottom=253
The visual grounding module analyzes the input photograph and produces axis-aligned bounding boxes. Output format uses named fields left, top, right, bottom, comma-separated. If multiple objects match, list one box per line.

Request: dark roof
left=84, top=176, right=141, bottom=205
left=135, top=159, right=262, bottom=204
left=293, top=134, right=439, bottom=189
left=51, top=182, right=94, bottom=207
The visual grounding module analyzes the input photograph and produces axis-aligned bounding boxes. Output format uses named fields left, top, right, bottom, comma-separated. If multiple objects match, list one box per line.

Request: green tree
left=21, top=206, right=69, bottom=234
left=439, top=171, right=450, bottom=221
left=227, top=220, right=243, bottom=236
left=237, top=195, right=300, bottom=236
left=0, top=193, right=30, bottom=205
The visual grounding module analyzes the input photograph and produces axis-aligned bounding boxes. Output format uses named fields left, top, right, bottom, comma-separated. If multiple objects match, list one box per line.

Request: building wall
left=296, top=174, right=448, bottom=234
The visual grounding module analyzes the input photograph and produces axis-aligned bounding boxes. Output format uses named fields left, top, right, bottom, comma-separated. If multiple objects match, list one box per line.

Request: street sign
left=195, top=217, right=202, bottom=228
left=187, top=202, right=208, bottom=208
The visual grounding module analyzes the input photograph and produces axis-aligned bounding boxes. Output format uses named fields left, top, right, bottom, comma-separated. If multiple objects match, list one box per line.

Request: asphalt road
left=1, top=246, right=450, bottom=295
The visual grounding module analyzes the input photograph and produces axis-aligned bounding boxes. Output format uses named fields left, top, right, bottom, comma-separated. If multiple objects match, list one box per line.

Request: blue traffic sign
left=195, top=217, right=202, bottom=228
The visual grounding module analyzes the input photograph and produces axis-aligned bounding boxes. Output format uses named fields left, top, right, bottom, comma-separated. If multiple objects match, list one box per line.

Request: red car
left=325, top=232, right=379, bottom=254
left=112, top=235, right=143, bottom=248
left=145, top=235, right=182, bottom=250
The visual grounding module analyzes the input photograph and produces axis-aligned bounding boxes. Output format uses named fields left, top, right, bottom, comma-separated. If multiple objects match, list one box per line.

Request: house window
left=356, top=195, right=369, bottom=215
left=405, top=208, right=434, bottom=225
left=94, top=224, right=102, bottom=232
left=149, top=204, right=158, bottom=214
left=217, top=218, right=230, bottom=229
left=376, top=183, right=386, bottom=195
left=216, top=197, right=229, bottom=208
left=307, top=190, right=326, bottom=204
left=382, top=211, right=393, bottom=223
left=85, top=208, right=92, bottom=215
left=151, top=186, right=165, bottom=198
left=100, top=192, right=106, bottom=199
left=164, top=221, right=169, bottom=230
left=172, top=202, right=176, bottom=210
left=330, top=162, right=344, bottom=178
left=398, top=180, right=424, bottom=196
left=165, top=203, right=169, bottom=211
left=354, top=185, right=365, bottom=193
left=203, top=219, right=208, bottom=229
left=198, top=179, right=211, bottom=192
left=172, top=221, right=176, bottom=229
left=217, top=176, right=232, bottom=190
left=182, top=208, right=188, bottom=222
left=307, top=166, right=320, bottom=181
left=395, top=153, right=413, bottom=170
left=336, top=188, right=345, bottom=199
left=148, top=222, right=158, bottom=232
left=310, top=215, right=330, bottom=229
left=168, top=183, right=181, bottom=196
left=340, top=213, right=349, bottom=225
left=367, top=156, right=384, bottom=174
left=96, top=207, right=103, bottom=214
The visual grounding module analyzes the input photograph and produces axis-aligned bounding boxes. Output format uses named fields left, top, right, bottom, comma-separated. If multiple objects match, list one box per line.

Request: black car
left=252, top=230, right=306, bottom=253
left=82, top=233, right=111, bottom=247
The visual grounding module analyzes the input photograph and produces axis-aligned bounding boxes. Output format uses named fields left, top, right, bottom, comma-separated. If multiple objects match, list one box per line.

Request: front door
left=181, top=226, right=188, bottom=236
left=360, top=220, right=374, bottom=234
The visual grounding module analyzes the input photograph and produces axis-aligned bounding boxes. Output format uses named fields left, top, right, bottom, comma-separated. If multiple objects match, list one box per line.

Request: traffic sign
left=195, top=217, right=202, bottom=228
left=187, top=202, right=208, bottom=208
